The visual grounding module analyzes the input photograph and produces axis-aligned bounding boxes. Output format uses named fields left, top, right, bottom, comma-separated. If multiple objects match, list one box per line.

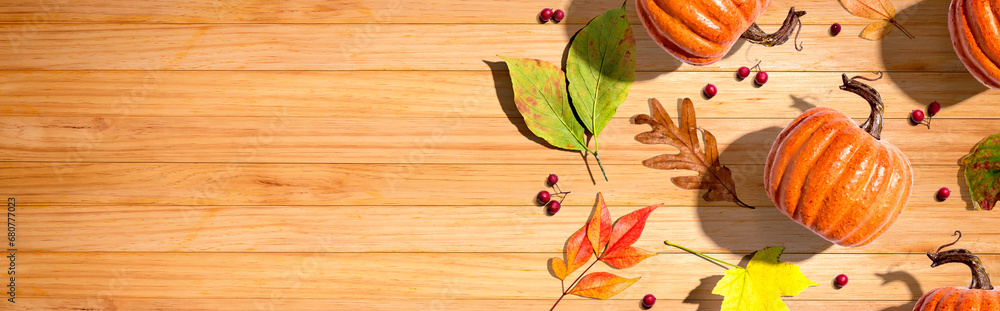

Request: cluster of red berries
left=537, top=174, right=569, bottom=215
left=538, top=8, right=565, bottom=23
left=910, top=101, right=941, bottom=128
left=703, top=62, right=768, bottom=99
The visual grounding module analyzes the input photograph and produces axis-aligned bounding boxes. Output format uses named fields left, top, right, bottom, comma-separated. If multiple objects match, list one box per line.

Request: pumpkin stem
left=927, top=249, right=994, bottom=290
left=741, top=7, right=806, bottom=48
left=839, top=73, right=885, bottom=140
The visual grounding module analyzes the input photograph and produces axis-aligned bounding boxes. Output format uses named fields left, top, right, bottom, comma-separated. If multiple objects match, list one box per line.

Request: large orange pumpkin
left=915, top=247, right=1000, bottom=310
left=764, top=74, right=913, bottom=247
left=635, top=0, right=805, bottom=65
left=949, top=0, right=1000, bottom=90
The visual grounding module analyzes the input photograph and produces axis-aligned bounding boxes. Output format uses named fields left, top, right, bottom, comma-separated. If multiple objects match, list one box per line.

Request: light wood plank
left=0, top=71, right=993, bottom=119
left=0, top=0, right=935, bottom=25
left=15, top=204, right=1000, bottom=254
left=0, top=163, right=974, bottom=207
left=0, top=24, right=963, bottom=71
left=10, top=298, right=919, bottom=311
left=10, top=252, right=983, bottom=301
left=1, top=116, right=995, bottom=165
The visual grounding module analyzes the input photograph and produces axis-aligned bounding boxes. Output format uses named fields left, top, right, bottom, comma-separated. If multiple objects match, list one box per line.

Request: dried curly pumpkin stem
left=741, top=7, right=807, bottom=49
left=839, top=72, right=885, bottom=140
left=927, top=231, right=993, bottom=290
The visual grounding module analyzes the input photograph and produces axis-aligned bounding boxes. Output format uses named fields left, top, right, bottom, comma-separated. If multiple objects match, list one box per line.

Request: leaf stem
left=551, top=258, right=601, bottom=311
left=664, top=240, right=740, bottom=269
left=889, top=19, right=915, bottom=39
left=592, top=152, right=608, bottom=181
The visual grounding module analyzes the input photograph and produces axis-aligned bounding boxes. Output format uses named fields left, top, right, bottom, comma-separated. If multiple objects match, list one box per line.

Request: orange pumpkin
left=916, top=247, right=1000, bottom=310
left=635, top=0, right=804, bottom=65
left=763, top=74, right=913, bottom=247
left=949, top=0, right=1000, bottom=90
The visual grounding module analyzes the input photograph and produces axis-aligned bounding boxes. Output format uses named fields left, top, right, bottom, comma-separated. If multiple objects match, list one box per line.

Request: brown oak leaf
left=633, top=98, right=753, bottom=208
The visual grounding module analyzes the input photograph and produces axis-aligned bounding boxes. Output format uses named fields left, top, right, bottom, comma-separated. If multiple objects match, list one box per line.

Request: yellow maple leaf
left=711, top=246, right=817, bottom=311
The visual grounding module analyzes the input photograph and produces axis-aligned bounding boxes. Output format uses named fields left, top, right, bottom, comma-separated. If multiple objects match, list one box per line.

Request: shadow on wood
left=876, top=269, right=922, bottom=311
left=484, top=60, right=562, bottom=150
left=695, top=126, right=834, bottom=258
left=880, top=0, right=988, bottom=107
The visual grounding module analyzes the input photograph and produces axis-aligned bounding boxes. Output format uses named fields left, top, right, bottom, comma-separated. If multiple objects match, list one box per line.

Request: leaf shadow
left=693, top=125, right=834, bottom=259
left=956, top=148, right=976, bottom=210
left=484, top=60, right=563, bottom=151
left=875, top=269, right=923, bottom=311
left=879, top=0, right=988, bottom=106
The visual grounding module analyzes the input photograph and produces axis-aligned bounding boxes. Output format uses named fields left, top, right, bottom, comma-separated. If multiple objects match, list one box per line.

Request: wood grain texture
left=16, top=204, right=1000, bottom=254
left=1, top=70, right=994, bottom=119
left=3, top=0, right=999, bottom=309
left=0, top=116, right=994, bottom=165
left=7, top=298, right=922, bottom=311
left=0, top=0, right=936, bottom=25
left=0, top=24, right=965, bottom=71
left=8, top=252, right=987, bottom=301
left=0, top=162, right=977, bottom=207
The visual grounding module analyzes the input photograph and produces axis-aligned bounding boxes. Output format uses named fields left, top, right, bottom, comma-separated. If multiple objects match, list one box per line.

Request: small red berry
left=834, top=274, right=849, bottom=287
left=754, top=71, right=768, bottom=86
left=546, top=200, right=561, bottom=215
left=642, top=294, right=656, bottom=308
left=737, top=66, right=750, bottom=79
left=539, top=8, right=553, bottom=22
left=547, top=174, right=558, bottom=185
left=911, top=109, right=925, bottom=123
left=929, top=101, right=941, bottom=116
left=937, top=187, right=951, bottom=201
left=704, top=84, right=717, bottom=99
left=830, top=23, right=842, bottom=36
left=537, top=191, right=551, bottom=204
left=553, top=9, right=565, bottom=22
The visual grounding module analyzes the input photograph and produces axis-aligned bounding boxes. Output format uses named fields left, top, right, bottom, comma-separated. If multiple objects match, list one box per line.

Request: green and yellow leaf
left=961, top=133, right=1000, bottom=211
left=566, top=6, right=635, bottom=138
left=498, top=56, right=588, bottom=151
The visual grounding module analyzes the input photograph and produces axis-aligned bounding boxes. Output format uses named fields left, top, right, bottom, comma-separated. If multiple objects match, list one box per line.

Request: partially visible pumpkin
left=764, top=74, right=913, bottom=247
left=635, top=0, right=804, bottom=66
left=949, top=0, right=1000, bottom=89
left=915, top=246, right=1000, bottom=310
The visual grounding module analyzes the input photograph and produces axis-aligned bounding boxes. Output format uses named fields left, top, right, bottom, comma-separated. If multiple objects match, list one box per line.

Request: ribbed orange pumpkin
left=949, top=0, right=1000, bottom=90
left=915, top=247, right=1000, bottom=310
left=635, top=0, right=804, bottom=66
left=764, top=74, right=913, bottom=247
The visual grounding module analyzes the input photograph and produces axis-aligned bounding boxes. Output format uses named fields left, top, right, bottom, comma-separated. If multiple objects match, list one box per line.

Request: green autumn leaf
left=566, top=5, right=635, bottom=139
left=961, top=133, right=1000, bottom=211
left=712, top=246, right=817, bottom=311
left=499, top=56, right=588, bottom=151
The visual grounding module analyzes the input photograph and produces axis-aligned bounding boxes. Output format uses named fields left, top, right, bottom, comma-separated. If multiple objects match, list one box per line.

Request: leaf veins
left=633, top=98, right=753, bottom=208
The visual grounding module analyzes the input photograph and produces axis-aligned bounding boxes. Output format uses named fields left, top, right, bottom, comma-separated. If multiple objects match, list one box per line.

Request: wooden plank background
left=2, top=0, right=1000, bottom=310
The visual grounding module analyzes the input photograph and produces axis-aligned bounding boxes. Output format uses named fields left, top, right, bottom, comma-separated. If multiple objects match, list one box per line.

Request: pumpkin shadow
left=876, top=269, right=923, bottom=311
left=878, top=0, right=988, bottom=107
left=695, top=126, right=834, bottom=259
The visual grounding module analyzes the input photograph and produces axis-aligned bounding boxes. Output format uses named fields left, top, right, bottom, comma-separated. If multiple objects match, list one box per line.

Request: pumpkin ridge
left=765, top=109, right=839, bottom=208
left=638, top=0, right=725, bottom=61
left=656, top=0, right=729, bottom=44
left=854, top=145, right=912, bottom=246
left=786, top=120, right=857, bottom=223
left=957, top=288, right=984, bottom=310
left=967, top=0, right=1000, bottom=71
left=795, top=127, right=868, bottom=229
left=951, top=0, right=1000, bottom=89
left=835, top=144, right=893, bottom=246
left=772, top=112, right=841, bottom=215
left=648, top=0, right=727, bottom=57
left=813, top=138, right=883, bottom=242
left=764, top=107, right=825, bottom=185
